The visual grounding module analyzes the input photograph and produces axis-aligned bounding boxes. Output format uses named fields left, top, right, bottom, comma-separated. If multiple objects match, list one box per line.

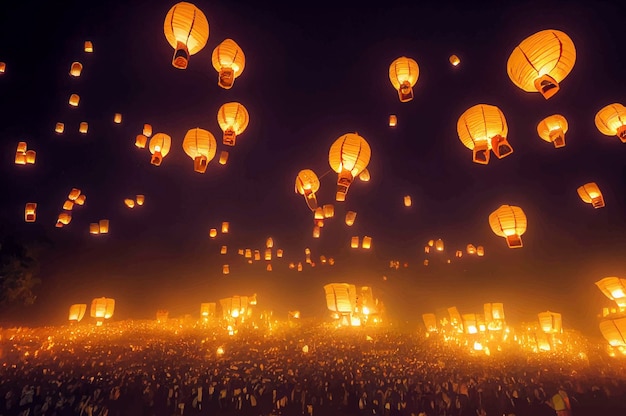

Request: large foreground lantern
left=537, top=114, right=568, bottom=148
left=599, top=316, right=626, bottom=347
left=212, top=38, right=245, bottom=89
left=457, top=104, right=511, bottom=164
left=595, top=103, right=626, bottom=143
left=149, top=133, right=172, bottom=166
left=507, top=29, right=576, bottom=99
left=182, top=128, right=217, bottom=173
left=68, top=304, right=87, bottom=322
left=217, top=102, right=249, bottom=146
left=538, top=311, right=562, bottom=334
left=90, top=297, right=115, bottom=325
left=595, top=277, right=626, bottom=308
left=324, top=283, right=357, bottom=317
left=577, top=182, right=604, bottom=208
left=163, top=2, right=209, bottom=69
left=295, top=169, right=320, bottom=211
left=389, top=56, right=419, bottom=102
left=489, top=204, right=527, bottom=248
left=328, top=133, right=371, bottom=201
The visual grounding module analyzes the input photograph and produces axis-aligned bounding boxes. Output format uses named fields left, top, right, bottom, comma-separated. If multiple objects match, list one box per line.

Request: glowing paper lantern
left=455, top=250, right=462, bottom=258
left=314, top=207, right=324, bottom=220
left=595, top=277, right=626, bottom=308
left=389, top=56, right=419, bottom=102
left=484, top=303, right=505, bottom=328
left=358, top=168, right=370, bottom=182
left=351, top=236, right=359, bottom=248
left=163, top=2, right=210, bottom=69
left=135, top=135, right=147, bottom=149
left=218, top=151, right=229, bottom=165
left=449, top=54, right=460, bottom=66
left=24, top=203, right=37, bottom=222
left=62, top=200, right=74, bottom=211
left=68, top=188, right=81, bottom=200
left=538, top=311, right=562, bottom=334
left=98, top=219, right=109, bottom=234
left=114, top=113, right=122, bottom=124
left=90, top=297, right=115, bottom=323
left=222, top=265, right=230, bottom=275
left=89, top=223, right=99, bottom=234
left=324, top=283, right=357, bottom=314
left=462, top=314, right=478, bottom=334
left=221, top=221, right=229, bottom=233
left=75, top=194, right=86, bottom=205
left=264, top=249, right=272, bottom=261
left=69, top=94, right=80, bottom=107
left=69, top=62, right=83, bottom=77
left=537, top=114, right=568, bottom=148
left=404, top=195, right=412, bottom=207
left=577, top=182, right=604, bottom=208
left=345, top=211, right=357, bottom=226
left=221, top=245, right=227, bottom=254
left=435, top=239, right=444, bottom=252
left=212, top=38, right=245, bottom=89
left=68, top=304, right=87, bottom=322
left=295, top=169, right=320, bottom=211
left=84, top=41, right=93, bottom=53
left=389, top=115, right=397, bottom=127
left=476, top=246, right=485, bottom=257
left=200, top=302, right=215, bottom=317
left=323, top=204, right=334, bottom=218
left=276, top=249, right=283, bottom=258
left=362, top=236, right=372, bottom=249
left=266, top=264, right=272, bottom=272
left=58, top=212, right=72, bottom=225
left=182, top=128, right=218, bottom=173
left=254, top=250, right=261, bottom=261
left=124, top=199, right=135, bottom=208
left=79, top=122, right=88, bottom=134
left=217, top=102, right=249, bottom=146
left=136, top=195, right=145, bottom=206
left=209, top=228, right=217, bottom=238
left=328, top=133, right=371, bottom=201
left=457, top=104, right=511, bottom=164
left=599, top=316, right=626, bottom=347
left=507, top=30, right=576, bottom=99
left=149, top=133, right=172, bottom=166
left=55, top=123, right=65, bottom=133
left=0, top=62, right=5, bottom=73
left=143, top=124, right=153, bottom=137
left=595, top=103, right=626, bottom=143
left=489, top=205, right=527, bottom=248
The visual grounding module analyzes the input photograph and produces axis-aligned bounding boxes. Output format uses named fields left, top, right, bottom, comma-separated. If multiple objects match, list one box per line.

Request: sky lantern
left=455, top=250, right=462, bottom=258
left=389, top=115, right=397, bottom=127
left=264, top=249, right=272, bottom=261
left=221, top=221, right=229, bottom=233
left=435, top=239, right=444, bottom=252
left=595, top=103, right=626, bottom=142
left=323, top=204, right=334, bottom=218
left=328, top=133, right=371, bottom=201
left=79, top=122, right=88, bottom=134
left=595, top=277, right=626, bottom=308
left=69, top=62, right=83, bottom=77
left=75, top=194, right=86, bottom=206
left=136, top=195, right=145, bottom=206
left=404, top=195, right=412, bottom=207
left=457, top=104, right=511, bottom=164
left=69, top=94, right=80, bottom=107
left=68, top=304, right=87, bottom=322
left=358, top=168, right=371, bottom=182
left=476, top=246, right=485, bottom=257
left=15, top=142, right=35, bottom=165
left=62, top=200, right=74, bottom=211
left=90, top=297, right=115, bottom=325
left=209, top=228, right=217, bottom=238
left=114, top=113, right=122, bottom=123
left=57, top=212, right=72, bottom=227
left=124, top=199, right=135, bottom=208
left=538, top=311, right=562, bottom=334
left=149, top=133, right=172, bottom=166
left=295, top=169, right=320, bottom=211
left=467, top=244, right=476, bottom=254
left=266, top=237, right=274, bottom=248
left=217, top=102, right=249, bottom=146
left=163, top=2, right=209, bottom=69
left=89, top=223, right=99, bottom=234
left=84, top=41, right=93, bottom=53
left=212, top=38, right=245, bottom=89
left=599, top=316, right=626, bottom=347
left=489, top=204, right=527, bottom=248
left=55, top=123, right=64, bottom=133
left=507, top=29, right=576, bottom=99
left=449, top=54, right=460, bottom=66
left=0, top=62, right=5, bottom=73
left=537, top=114, right=568, bottom=148
left=351, top=236, right=359, bottom=248
left=222, top=265, right=230, bottom=274
left=345, top=211, right=357, bottom=226
left=135, top=135, right=147, bottom=148
left=424, top=245, right=430, bottom=253
left=362, top=236, right=372, bottom=249
left=182, top=128, right=217, bottom=173
left=24, top=203, right=37, bottom=222
left=422, top=313, right=437, bottom=332
left=577, top=182, right=604, bottom=208
left=389, top=56, right=419, bottom=102
left=218, top=151, right=229, bottom=165
left=143, top=124, right=153, bottom=137
left=220, top=245, right=227, bottom=254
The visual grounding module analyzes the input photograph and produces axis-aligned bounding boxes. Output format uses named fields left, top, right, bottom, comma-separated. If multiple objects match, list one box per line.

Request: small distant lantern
left=222, top=265, right=230, bottom=275
left=362, top=236, right=372, bottom=249
left=143, top=124, right=152, bottom=137
left=404, top=195, right=412, bottom=207
left=75, top=194, right=86, bottom=205
left=389, top=115, right=397, bottom=127
left=24, top=203, right=37, bottom=222
left=84, top=40, right=93, bottom=52
left=345, top=211, right=357, bottom=226
left=114, top=113, right=122, bottom=123
left=135, top=195, right=145, bottom=206
left=449, top=55, right=460, bottom=66
left=577, top=182, right=605, bottom=208
left=69, top=62, right=83, bottom=77
left=219, top=151, right=229, bottom=165
left=221, top=246, right=227, bottom=254
left=62, top=200, right=74, bottom=211
left=98, top=219, right=109, bottom=234
left=69, top=94, right=80, bottom=107
left=79, top=122, right=88, bottom=134
left=124, top=199, right=135, bottom=208
left=277, top=249, right=283, bottom=258
left=55, top=122, right=65, bottom=133
left=351, top=236, right=359, bottom=248
left=0, top=62, right=5, bottom=73
left=209, top=228, right=217, bottom=238
left=135, top=135, right=147, bottom=148
left=221, top=221, right=229, bottom=233
left=323, top=204, right=334, bottom=218
left=89, top=223, right=100, bottom=234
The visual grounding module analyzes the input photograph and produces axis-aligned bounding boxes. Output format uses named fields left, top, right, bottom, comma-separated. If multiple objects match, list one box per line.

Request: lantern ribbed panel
left=488, top=205, right=527, bottom=237
left=599, top=317, right=626, bottom=347
left=389, top=56, right=419, bottom=90
left=295, top=169, right=320, bottom=194
left=183, top=128, right=217, bottom=160
left=217, top=102, right=249, bottom=134
left=595, top=103, right=626, bottom=136
left=212, top=39, right=245, bottom=76
left=328, top=133, right=371, bottom=175
left=149, top=133, right=172, bottom=156
left=164, top=2, right=209, bottom=55
left=537, top=114, right=568, bottom=142
left=457, top=104, right=508, bottom=150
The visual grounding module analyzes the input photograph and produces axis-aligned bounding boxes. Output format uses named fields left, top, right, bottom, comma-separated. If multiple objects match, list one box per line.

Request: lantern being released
left=577, top=182, right=604, bottom=208
left=507, top=29, right=576, bottom=99
left=68, top=304, right=87, bottom=322
left=389, top=56, right=419, bottom=102
left=295, top=169, right=320, bottom=211
left=182, top=128, right=218, bottom=173
left=537, top=114, right=568, bottom=148
left=217, top=102, right=249, bottom=146
left=163, top=2, right=209, bottom=69
left=149, top=133, right=172, bottom=166
left=595, top=103, right=626, bottom=143
left=489, top=204, right=527, bottom=248
left=328, top=133, right=371, bottom=201
left=457, top=104, right=511, bottom=164
left=212, top=38, right=245, bottom=89
left=90, top=297, right=115, bottom=325
left=595, top=277, right=626, bottom=308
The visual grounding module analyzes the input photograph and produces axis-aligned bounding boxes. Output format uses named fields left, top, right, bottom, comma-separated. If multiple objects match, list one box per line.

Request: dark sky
left=1, top=0, right=625, bottom=334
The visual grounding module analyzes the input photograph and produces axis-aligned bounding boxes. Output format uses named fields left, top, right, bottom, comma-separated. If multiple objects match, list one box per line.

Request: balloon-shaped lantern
left=295, top=169, right=320, bottom=211
left=163, top=2, right=209, bottom=69
left=595, top=277, right=626, bottom=308
left=457, top=104, right=511, bottom=164
left=489, top=204, right=527, bottom=248
left=182, top=128, right=217, bottom=173
left=212, top=38, right=245, bottom=89
left=217, top=102, right=249, bottom=146
left=577, top=182, right=604, bottom=208
left=328, top=133, right=371, bottom=201
left=537, top=114, right=568, bottom=148
left=507, top=29, right=576, bottom=99
left=149, top=133, right=172, bottom=166
left=389, top=56, right=419, bottom=102
left=595, top=103, right=626, bottom=143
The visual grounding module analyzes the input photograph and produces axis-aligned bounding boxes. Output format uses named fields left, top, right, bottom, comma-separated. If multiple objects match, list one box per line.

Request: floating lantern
left=182, top=128, right=218, bottom=173
left=351, top=236, right=359, bottom=248
left=457, top=104, right=511, bottom=164
left=404, top=195, right=412, bottom=207
left=345, top=211, right=357, bottom=226
left=143, top=124, right=152, bottom=137
left=389, top=56, right=419, bottom=102
left=24, top=203, right=37, bottom=222
left=84, top=41, right=93, bottom=53
left=135, top=135, right=147, bottom=148
left=69, top=94, right=80, bottom=107
left=328, top=133, right=371, bottom=201
left=55, top=122, right=65, bottom=133
left=68, top=304, right=87, bottom=322
left=114, top=113, right=122, bottom=124
left=163, top=2, right=209, bottom=69
left=217, top=102, right=249, bottom=146
left=222, top=265, right=229, bottom=275
left=124, top=199, right=135, bottom=208
left=69, top=62, right=83, bottom=77
left=89, top=223, right=100, bottom=234
left=149, top=133, right=172, bottom=166
left=595, top=103, right=626, bottom=143
left=99, top=219, right=109, bottom=234
left=489, top=205, right=527, bottom=248
left=537, top=114, right=568, bottom=148
left=595, top=277, right=626, bottom=308
left=212, top=38, right=245, bottom=89
left=295, top=169, right=320, bottom=211
left=362, top=236, right=372, bottom=249
left=218, top=151, right=229, bottom=165
left=136, top=195, right=145, bottom=205
left=209, top=228, right=217, bottom=238
left=221, top=245, right=227, bottom=254
left=577, top=182, right=604, bottom=208
left=389, top=115, right=397, bottom=127
left=449, top=54, right=460, bottom=66
left=62, top=200, right=74, bottom=211
left=79, top=122, right=88, bottom=134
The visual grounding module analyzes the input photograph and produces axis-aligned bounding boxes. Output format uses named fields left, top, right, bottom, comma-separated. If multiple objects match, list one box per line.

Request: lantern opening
left=472, top=141, right=490, bottom=165
left=336, top=170, right=353, bottom=202
left=505, top=234, right=523, bottom=248
left=398, top=81, right=414, bottom=103
left=172, top=41, right=190, bottom=69
left=151, top=152, right=163, bottom=166
left=533, top=74, right=559, bottom=100
left=491, top=135, right=513, bottom=159
left=218, top=67, right=235, bottom=89
left=618, top=125, right=626, bottom=143
left=591, top=196, right=605, bottom=209
left=193, top=155, right=208, bottom=173
left=223, top=129, right=237, bottom=146
left=549, top=129, right=566, bottom=148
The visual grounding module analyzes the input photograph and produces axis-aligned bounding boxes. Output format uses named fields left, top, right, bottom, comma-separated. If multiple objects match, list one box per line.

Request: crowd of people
left=0, top=319, right=625, bottom=416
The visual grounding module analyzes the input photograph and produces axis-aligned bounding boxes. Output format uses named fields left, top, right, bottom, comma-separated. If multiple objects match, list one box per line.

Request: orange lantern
left=389, top=56, right=419, bottom=102
left=55, top=122, right=65, bottom=133
left=84, top=41, right=93, bottom=53
left=182, top=128, right=218, bottom=173
left=212, top=38, right=246, bottom=89
left=149, top=133, right=172, bottom=166
left=358, top=168, right=371, bottom=182
left=217, top=102, right=249, bottom=146
left=114, top=113, right=122, bottom=124
left=220, top=245, right=227, bottom=255
left=79, top=122, right=88, bottom=134
left=143, top=124, right=153, bottom=137
left=68, top=304, right=87, bottom=322
left=351, top=236, right=359, bottom=248
left=69, top=94, right=80, bottom=107
left=99, top=219, right=109, bottom=234
left=222, top=264, right=230, bottom=274
left=62, top=200, right=74, bottom=211
left=577, top=182, right=604, bottom=208
left=221, top=221, right=229, bottom=233
left=163, top=2, right=210, bottom=69
left=449, top=54, right=460, bottom=66
left=24, top=203, right=37, bottom=222
left=424, top=246, right=430, bottom=254
left=389, top=115, right=397, bottom=127
left=404, top=195, right=412, bottom=207
left=75, top=194, right=86, bottom=205
left=507, top=30, right=576, bottom=99
left=218, top=151, right=229, bottom=165
left=488, top=205, right=527, bottom=248
left=362, top=236, right=372, bottom=249
left=136, top=195, right=145, bottom=206
left=345, top=211, right=357, bottom=226
left=68, top=188, right=81, bottom=200
left=135, top=135, right=147, bottom=148
left=457, top=104, right=511, bottom=164
left=124, top=199, right=135, bottom=208
left=0, top=62, right=5, bottom=73
left=264, top=249, right=272, bottom=261
left=476, top=246, right=485, bottom=257
left=89, top=223, right=100, bottom=234
left=276, top=249, right=283, bottom=258
left=209, top=228, right=217, bottom=238
left=328, top=133, right=371, bottom=201
left=313, top=226, right=320, bottom=238
left=58, top=212, right=72, bottom=226
left=538, top=311, right=562, bottom=334
left=537, top=114, right=568, bottom=148
left=467, top=244, right=476, bottom=254
left=295, top=169, right=320, bottom=211
left=595, top=277, right=626, bottom=308
left=323, top=204, right=334, bottom=218
left=69, top=62, right=83, bottom=77
left=595, top=103, right=626, bottom=143
left=455, top=250, right=462, bottom=258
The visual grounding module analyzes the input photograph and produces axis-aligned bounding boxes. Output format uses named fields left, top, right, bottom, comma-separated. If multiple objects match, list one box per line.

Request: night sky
left=1, top=0, right=625, bottom=334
